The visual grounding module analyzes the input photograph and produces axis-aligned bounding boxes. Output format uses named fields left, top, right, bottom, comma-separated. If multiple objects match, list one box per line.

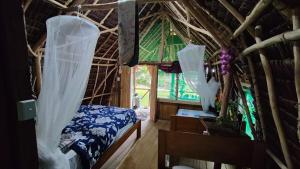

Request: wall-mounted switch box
left=17, top=99, right=37, bottom=121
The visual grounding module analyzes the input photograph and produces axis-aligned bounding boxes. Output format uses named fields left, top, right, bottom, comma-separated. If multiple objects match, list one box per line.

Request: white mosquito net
left=178, top=44, right=220, bottom=111
left=36, top=15, right=100, bottom=169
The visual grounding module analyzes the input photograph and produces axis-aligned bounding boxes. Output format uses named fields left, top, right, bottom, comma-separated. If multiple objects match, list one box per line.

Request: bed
left=59, top=105, right=141, bottom=169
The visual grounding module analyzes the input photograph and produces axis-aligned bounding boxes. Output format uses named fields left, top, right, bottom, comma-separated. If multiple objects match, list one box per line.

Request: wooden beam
left=72, top=12, right=118, bottom=35
left=83, top=93, right=111, bottom=100
left=182, top=0, right=226, bottom=47
left=90, top=65, right=118, bottom=103
left=167, top=13, right=213, bottom=38
left=139, top=12, right=160, bottom=21
left=218, top=0, right=255, bottom=37
left=232, top=0, right=272, bottom=39
left=94, top=56, right=117, bottom=62
left=64, top=0, right=180, bottom=11
left=292, top=8, right=300, bottom=143
left=255, top=25, right=293, bottom=169
left=239, top=28, right=300, bottom=59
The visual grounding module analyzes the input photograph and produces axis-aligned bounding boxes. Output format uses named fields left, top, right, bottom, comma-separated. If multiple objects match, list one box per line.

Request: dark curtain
left=0, top=0, right=38, bottom=168
left=158, top=61, right=182, bottom=73
left=118, top=1, right=139, bottom=67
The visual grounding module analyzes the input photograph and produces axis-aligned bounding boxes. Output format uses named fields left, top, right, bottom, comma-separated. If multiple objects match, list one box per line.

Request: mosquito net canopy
left=36, top=15, right=100, bottom=169
left=178, top=44, right=220, bottom=111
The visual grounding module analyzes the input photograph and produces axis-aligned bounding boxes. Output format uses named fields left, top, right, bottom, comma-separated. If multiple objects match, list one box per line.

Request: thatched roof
left=24, top=0, right=300, bottom=168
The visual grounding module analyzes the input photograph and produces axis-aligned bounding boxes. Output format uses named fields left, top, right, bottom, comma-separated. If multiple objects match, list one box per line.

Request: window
left=157, top=69, right=200, bottom=102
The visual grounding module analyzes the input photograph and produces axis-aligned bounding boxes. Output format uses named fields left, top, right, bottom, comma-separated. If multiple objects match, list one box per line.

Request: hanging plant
left=220, top=48, right=235, bottom=75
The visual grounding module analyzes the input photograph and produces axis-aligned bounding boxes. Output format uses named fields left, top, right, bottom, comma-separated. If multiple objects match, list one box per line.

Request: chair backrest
left=158, top=130, right=265, bottom=169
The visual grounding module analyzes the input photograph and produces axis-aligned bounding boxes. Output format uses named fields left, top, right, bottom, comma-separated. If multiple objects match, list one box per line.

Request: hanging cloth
left=36, top=15, right=100, bottom=169
left=178, top=44, right=220, bottom=111
left=118, top=0, right=139, bottom=67
left=158, top=61, right=182, bottom=73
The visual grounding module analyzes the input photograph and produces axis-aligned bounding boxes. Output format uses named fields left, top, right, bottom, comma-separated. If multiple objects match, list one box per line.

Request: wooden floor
left=99, top=119, right=168, bottom=169
left=101, top=119, right=233, bottom=169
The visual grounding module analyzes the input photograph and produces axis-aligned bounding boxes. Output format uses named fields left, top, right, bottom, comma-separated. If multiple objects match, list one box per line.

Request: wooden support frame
left=91, top=120, right=141, bottom=169
left=238, top=28, right=300, bottom=60
left=181, top=0, right=227, bottom=47
left=218, top=0, right=255, bottom=38
left=254, top=25, right=293, bottom=169
left=232, top=0, right=272, bottom=39
left=233, top=72, right=257, bottom=140
left=292, top=8, right=300, bottom=143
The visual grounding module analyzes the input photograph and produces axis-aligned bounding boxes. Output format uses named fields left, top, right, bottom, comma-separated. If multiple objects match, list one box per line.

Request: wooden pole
left=238, top=28, right=300, bottom=60
left=255, top=25, right=293, bottom=169
left=218, top=0, right=255, bottom=38
left=35, top=54, right=42, bottom=95
left=182, top=0, right=227, bottom=47
left=233, top=72, right=257, bottom=140
left=266, top=149, right=288, bottom=169
left=232, top=0, right=272, bottom=39
left=219, top=72, right=233, bottom=117
left=292, top=8, right=300, bottom=143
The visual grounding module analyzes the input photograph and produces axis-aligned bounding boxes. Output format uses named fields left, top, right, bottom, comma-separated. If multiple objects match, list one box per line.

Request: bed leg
left=137, top=120, right=141, bottom=139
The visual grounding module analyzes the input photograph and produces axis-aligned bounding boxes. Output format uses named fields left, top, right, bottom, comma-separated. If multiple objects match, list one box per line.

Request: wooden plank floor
left=100, top=119, right=169, bottom=169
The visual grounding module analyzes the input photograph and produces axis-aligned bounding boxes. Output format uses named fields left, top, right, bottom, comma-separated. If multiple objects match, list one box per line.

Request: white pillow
left=172, top=166, right=194, bottom=169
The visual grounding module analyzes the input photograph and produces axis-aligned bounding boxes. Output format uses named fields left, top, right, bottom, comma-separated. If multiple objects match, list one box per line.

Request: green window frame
left=157, top=69, right=200, bottom=102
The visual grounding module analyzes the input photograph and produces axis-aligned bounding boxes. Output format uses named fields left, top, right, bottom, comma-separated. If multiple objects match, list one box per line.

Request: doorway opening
left=132, top=65, right=151, bottom=120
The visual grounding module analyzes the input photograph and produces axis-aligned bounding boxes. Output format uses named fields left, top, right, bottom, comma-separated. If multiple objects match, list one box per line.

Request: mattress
left=66, top=122, right=134, bottom=169
left=60, top=105, right=137, bottom=169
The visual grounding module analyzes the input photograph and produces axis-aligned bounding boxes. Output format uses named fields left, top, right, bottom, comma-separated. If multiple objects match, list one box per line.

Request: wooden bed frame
left=91, top=119, right=141, bottom=169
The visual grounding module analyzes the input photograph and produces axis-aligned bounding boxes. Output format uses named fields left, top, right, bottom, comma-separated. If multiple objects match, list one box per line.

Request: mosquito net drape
left=178, top=44, right=219, bottom=111
left=36, top=16, right=100, bottom=169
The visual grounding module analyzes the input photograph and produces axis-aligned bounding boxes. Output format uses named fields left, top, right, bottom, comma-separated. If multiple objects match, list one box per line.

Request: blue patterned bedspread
left=60, top=105, right=137, bottom=169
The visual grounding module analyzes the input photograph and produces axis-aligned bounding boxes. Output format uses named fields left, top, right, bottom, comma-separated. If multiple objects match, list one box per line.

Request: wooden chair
left=158, top=130, right=265, bottom=169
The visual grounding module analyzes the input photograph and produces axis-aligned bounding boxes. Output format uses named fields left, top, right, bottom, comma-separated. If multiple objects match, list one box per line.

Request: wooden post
left=292, top=8, right=300, bottom=143
left=255, top=25, right=293, bottom=169
left=149, top=65, right=158, bottom=121
left=233, top=72, right=257, bottom=140
left=35, top=54, right=42, bottom=95
left=219, top=72, right=233, bottom=117
left=119, top=66, right=131, bottom=108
